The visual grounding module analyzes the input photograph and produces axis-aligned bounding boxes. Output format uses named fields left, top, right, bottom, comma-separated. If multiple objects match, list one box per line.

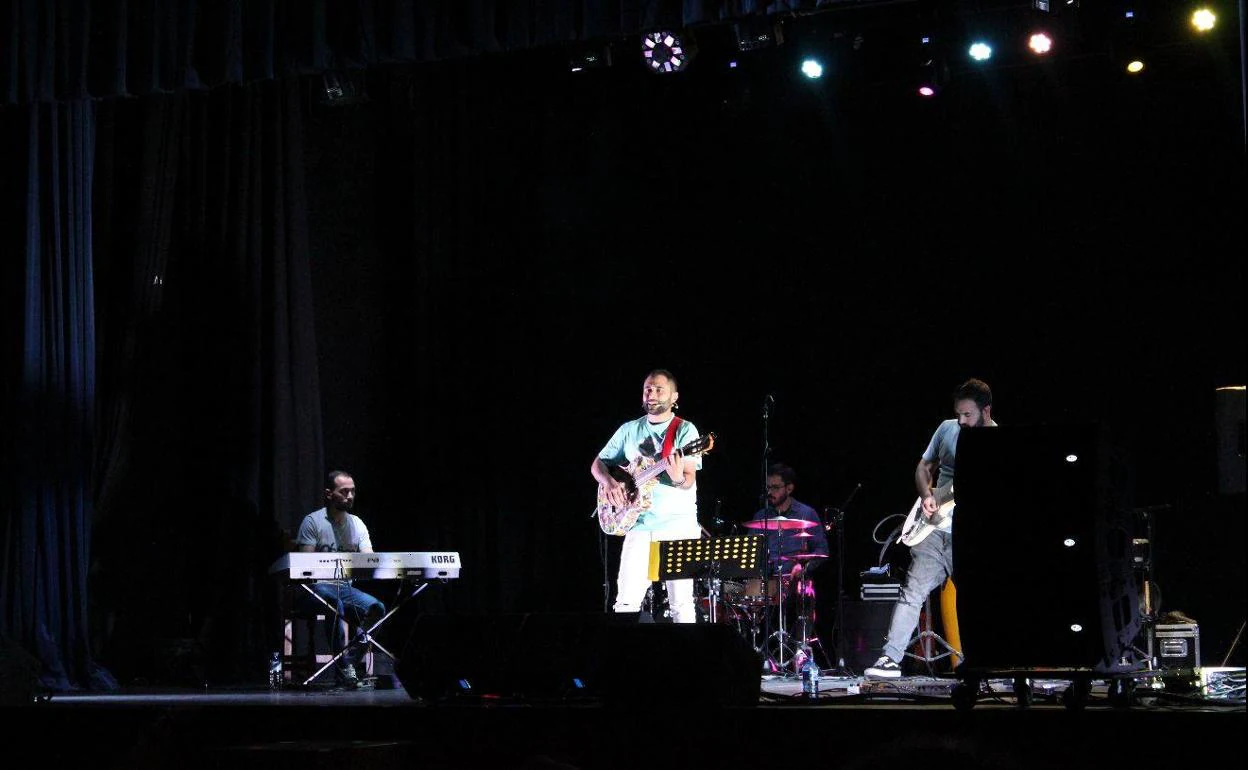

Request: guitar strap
left=660, top=416, right=683, bottom=460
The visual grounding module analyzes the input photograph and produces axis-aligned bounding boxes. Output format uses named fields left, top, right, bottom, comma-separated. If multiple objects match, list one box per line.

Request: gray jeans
left=883, top=529, right=953, bottom=663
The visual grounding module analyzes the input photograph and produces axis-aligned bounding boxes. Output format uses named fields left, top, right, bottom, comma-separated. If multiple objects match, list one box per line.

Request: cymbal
left=742, top=516, right=817, bottom=531
left=781, top=552, right=828, bottom=561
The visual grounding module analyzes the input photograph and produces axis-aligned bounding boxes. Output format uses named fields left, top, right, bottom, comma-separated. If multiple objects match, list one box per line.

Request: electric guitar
left=595, top=433, right=716, bottom=536
left=896, top=481, right=955, bottom=547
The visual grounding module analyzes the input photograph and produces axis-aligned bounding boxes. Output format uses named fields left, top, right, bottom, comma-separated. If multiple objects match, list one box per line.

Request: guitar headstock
left=680, top=432, right=716, bottom=457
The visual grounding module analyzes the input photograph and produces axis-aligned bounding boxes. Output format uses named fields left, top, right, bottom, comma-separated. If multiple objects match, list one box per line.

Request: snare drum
left=740, top=577, right=782, bottom=606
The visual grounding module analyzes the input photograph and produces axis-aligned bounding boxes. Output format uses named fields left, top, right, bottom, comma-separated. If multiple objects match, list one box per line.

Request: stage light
left=800, top=59, right=823, bottom=79
left=1028, top=32, right=1054, bottom=55
left=915, top=35, right=946, bottom=98
left=968, top=42, right=993, bottom=62
left=318, top=71, right=369, bottom=107
left=569, top=43, right=612, bottom=72
left=734, top=16, right=784, bottom=52
left=1126, top=59, right=1145, bottom=74
left=1191, top=9, right=1216, bottom=32
left=641, top=30, right=694, bottom=73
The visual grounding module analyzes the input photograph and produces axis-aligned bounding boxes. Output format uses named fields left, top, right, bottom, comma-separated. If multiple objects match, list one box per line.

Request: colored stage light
left=1028, top=33, right=1054, bottom=55
left=968, top=42, right=993, bottom=62
left=1126, top=59, right=1145, bottom=74
left=642, top=30, right=692, bottom=73
left=1191, top=9, right=1216, bottom=32
left=800, top=59, right=823, bottom=79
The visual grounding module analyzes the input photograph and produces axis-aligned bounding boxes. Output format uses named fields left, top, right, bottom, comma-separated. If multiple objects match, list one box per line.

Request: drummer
left=750, top=463, right=829, bottom=579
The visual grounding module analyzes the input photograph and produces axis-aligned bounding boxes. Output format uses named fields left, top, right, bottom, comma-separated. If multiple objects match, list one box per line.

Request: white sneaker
left=864, top=656, right=901, bottom=679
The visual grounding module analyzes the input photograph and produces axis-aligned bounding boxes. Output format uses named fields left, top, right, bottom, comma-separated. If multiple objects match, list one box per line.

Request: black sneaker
left=864, top=656, right=902, bottom=679
left=337, top=664, right=360, bottom=687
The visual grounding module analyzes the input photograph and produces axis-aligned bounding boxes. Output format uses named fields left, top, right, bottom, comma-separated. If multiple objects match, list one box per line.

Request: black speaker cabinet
left=396, top=612, right=761, bottom=706
left=953, top=423, right=1140, bottom=673
left=840, top=600, right=895, bottom=673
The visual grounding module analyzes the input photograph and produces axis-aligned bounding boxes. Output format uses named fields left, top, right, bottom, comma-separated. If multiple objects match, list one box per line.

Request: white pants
left=613, top=519, right=703, bottom=623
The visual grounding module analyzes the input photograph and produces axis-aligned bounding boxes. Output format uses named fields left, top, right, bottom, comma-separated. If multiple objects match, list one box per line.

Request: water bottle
left=800, top=655, right=819, bottom=697
left=268, top=651, right=282, bottom=690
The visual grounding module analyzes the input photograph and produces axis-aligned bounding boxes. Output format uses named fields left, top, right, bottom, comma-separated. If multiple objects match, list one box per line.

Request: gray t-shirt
left=922, top=419, right=961, bottom=489
left=295, top=508, right=373, bottom=553
left=922, top=418, right=999, bottom=488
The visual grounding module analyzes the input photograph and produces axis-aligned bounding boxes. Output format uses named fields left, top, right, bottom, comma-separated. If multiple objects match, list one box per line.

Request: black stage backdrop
left=2, top=4, right=1245, bottom=687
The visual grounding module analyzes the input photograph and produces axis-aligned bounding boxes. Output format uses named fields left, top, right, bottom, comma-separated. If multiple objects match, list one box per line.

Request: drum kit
left=700, top=515, right=827, bottom=673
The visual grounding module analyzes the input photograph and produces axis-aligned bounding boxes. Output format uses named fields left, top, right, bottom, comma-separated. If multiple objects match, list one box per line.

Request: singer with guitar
left=591, top=369, right=705, bottom=623
left=865, top=379, right=997, bottom=679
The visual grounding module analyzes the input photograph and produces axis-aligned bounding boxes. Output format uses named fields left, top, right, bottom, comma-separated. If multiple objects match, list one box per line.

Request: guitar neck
left=635, top=456, right=673, bottom=484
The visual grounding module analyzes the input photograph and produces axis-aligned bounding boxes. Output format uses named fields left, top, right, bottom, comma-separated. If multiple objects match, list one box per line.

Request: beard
left=644, top=398, right=672, bottom=416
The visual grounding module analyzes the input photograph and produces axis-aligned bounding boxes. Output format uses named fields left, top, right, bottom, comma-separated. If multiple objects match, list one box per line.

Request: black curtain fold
left=86, top=78, right=324, bottom=685
left=0, top=98, right=114, bottom=691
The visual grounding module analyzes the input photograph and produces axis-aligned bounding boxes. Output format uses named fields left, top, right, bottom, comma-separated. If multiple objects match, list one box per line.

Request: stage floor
left=26, top=671, right=1245, bottom=770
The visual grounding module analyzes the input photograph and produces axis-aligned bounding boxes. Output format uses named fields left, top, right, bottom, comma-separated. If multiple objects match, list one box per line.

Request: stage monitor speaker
left=396, top=612, right=760, bottom=707
left=953, top=422, right=1140, bottom=673
left=840, top=599, right=894, bottom=673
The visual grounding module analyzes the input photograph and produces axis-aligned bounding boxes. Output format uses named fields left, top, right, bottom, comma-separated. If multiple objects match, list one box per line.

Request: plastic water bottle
left=800, top=655, right=819, bottom=697
left=268, top=651, right=282, bottom=690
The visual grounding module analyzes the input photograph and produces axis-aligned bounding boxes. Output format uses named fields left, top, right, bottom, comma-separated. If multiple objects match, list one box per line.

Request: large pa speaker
left=953, top=423, right=1140, bottom=673
left=396, top=612, right=761, bottom=707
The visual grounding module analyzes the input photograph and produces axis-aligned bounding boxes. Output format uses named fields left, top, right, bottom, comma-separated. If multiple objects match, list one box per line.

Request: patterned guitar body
left=594, top=433, right=716, bottom=536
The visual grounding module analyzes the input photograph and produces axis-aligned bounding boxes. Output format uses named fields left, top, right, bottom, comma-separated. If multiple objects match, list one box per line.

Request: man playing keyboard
left=293, top=469, right=385, bottom=688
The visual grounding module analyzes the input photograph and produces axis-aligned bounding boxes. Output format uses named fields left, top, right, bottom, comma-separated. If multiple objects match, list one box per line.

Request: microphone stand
left=758, top=395, right=778, bottom=673
left=760, top=394, right=773, bottom=509
left=825, top=483, right=861, bottom=677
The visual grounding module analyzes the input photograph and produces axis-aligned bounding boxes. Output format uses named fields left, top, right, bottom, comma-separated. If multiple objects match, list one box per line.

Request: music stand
left=649, top=534, right=765, bottom=624
left=649, top=534, right=764, bottom=580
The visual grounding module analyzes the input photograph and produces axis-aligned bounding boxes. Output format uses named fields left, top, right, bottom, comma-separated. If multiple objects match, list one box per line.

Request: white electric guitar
left=896, top=482, right=955, bottom=547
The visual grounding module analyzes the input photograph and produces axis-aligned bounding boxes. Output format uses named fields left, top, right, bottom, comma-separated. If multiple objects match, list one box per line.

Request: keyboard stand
left=301, top=581, right=430, bottom=686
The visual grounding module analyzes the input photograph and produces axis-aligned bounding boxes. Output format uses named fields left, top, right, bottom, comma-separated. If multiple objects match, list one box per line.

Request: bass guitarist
left=865, top=378, right=997, bottom=678
left=591, top=369, right=703, bottom=623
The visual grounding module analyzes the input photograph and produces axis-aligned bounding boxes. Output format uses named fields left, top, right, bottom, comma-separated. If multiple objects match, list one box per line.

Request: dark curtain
left=0, top=99, right=114, bottom=691
left=87, top=78, right=323, bottom=686
left=1, top=76, right=322, bottom=689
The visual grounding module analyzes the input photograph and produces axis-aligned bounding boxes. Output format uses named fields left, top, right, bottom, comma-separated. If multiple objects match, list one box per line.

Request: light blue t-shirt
left=598, top=415, right=702, bottom=532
